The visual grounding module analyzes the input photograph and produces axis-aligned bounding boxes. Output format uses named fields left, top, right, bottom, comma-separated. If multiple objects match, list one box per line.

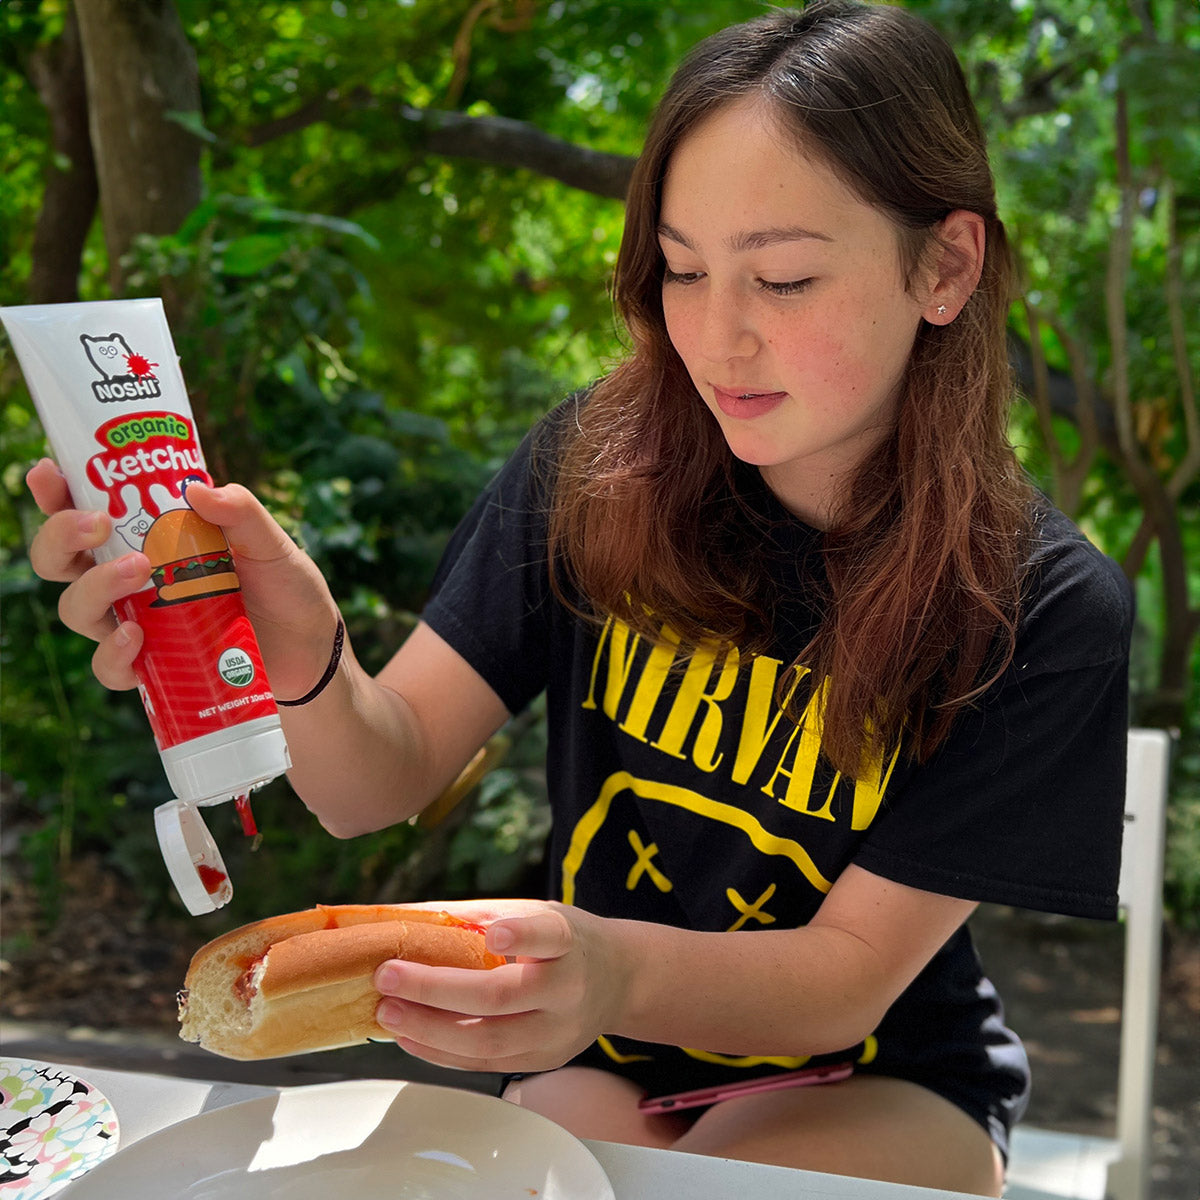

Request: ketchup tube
left=1, top=300, right=291, bottom=812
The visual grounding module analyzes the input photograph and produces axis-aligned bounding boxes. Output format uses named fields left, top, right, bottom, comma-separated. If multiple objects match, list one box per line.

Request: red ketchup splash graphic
left=125, top=352, right=158, bottom=377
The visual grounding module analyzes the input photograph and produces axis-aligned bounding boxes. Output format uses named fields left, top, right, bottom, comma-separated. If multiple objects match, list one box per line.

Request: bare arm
left=373, top=866, right=977, bottom=1071
left=280, top=621, right=510, bottom=836
left=609, top=866, right=975, bottom=1055
left=25, top=460, right=508, bottom=836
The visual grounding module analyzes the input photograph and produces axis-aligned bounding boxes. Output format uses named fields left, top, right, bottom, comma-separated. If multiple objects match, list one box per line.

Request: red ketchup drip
left=87, top=413, right=212, bottom=519
left=235, top=792, right=258, bottom=837
left=196, top=863, right=228, bottom=895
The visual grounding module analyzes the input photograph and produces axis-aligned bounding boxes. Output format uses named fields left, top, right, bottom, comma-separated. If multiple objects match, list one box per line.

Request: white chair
left=1005, top=727, right=1173, bottom=1200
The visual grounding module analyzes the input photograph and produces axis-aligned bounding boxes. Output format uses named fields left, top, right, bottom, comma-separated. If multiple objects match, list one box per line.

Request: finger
left=380, top=898, right=548, bottom=924
left=183, top=483, right=298, bottom=566
left=57, top=553, right=151, bottom=641
left=91, top=622, right=145, bottom=691
left=374, top=959, right=548, bottom=1017
left=376, top=999, right=546, bottom=1070
left=26, top=458, right=72, bottom=516
left=387, top=1032, right=544, bottom=1076
left=28, top=509, right=112, bottom=583
left=487, top=910, right=574, bottom=962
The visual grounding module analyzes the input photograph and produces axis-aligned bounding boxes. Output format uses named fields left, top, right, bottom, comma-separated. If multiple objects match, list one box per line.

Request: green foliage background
left=1, top=0, right=1197, bottom=931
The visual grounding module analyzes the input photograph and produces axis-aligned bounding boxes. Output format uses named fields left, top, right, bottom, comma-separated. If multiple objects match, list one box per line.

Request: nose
left=700, top=286, right=759, bottom=363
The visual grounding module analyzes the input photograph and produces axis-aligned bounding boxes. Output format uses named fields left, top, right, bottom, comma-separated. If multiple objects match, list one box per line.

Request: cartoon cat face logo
left=80, top=333, right=162, bottom=402
left=81, top=333, right=137, bottom=381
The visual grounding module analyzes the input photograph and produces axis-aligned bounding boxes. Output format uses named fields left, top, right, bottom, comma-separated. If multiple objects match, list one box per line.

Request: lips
left=712, top=386, right=788, bottom=420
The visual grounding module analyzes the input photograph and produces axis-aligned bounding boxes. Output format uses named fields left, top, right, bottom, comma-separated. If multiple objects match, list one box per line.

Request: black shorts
left=502, top=1027, right=1029, bottom=1165
left=498, top=928, right=1030, bottom=1164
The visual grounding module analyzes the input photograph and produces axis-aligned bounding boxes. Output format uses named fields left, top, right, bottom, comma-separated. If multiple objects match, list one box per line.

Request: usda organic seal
left=218, top=647, right=255, bottom=687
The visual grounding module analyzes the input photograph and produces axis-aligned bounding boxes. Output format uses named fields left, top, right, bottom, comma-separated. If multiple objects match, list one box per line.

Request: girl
left=27, top=2, right=1131, bottom=1194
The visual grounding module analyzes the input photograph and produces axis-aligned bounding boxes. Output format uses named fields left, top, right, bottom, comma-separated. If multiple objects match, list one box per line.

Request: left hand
left=373, top=899, right=630, bottom=1073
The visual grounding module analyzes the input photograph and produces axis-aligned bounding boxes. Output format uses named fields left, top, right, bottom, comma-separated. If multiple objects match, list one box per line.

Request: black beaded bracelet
left=278, top=618, right=345, bottom=707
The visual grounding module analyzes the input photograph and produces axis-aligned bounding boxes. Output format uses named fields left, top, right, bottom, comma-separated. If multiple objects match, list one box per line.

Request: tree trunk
left=27, top=6, right=98, bottom=304
left=1106, top=89, right=1194, bottom=732
left=73, top=0, right=203, bottom=297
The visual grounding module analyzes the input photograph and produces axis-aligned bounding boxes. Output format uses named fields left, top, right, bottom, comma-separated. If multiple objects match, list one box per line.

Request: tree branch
left=1018, top=299, right=1100, bottom=513
left=1007, top=329, right=1114, bottom=435
left=1107, top=88, right=1194, bottom=722
left=1107, top=90, right=1144, bottom=478
left=242, top=84, right=374, bottom=147
left=243, top=91, right=636, bottom=201
left=396, top=105, right=635, bottom=199
left=1163, top=180, right=1200, bottom=500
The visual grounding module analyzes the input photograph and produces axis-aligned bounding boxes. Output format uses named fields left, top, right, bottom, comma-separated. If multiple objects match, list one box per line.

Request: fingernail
left=376, top=999, right=403, bottom=1030
left=488, top=925, right=514, bottom=953
left=114, top=624, right=132, bottom=649
left=77, top=513, right=99, bottom=535
left=376, top=965, right=401, bottom=992
left=117, top=555, right=144, bottom=579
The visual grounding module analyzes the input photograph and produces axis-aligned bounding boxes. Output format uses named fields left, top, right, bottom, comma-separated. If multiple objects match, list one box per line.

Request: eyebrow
left=657, top=222, right=835, bottom=252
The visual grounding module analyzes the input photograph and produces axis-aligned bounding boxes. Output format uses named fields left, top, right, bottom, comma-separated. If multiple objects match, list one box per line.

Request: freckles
left=774, top=330, right=845, bottom=388
left=662, top=314, right=691, bottom=357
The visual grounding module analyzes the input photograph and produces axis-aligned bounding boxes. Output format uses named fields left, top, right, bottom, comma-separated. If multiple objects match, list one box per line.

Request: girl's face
left=659, top=96, right=929, bottom=528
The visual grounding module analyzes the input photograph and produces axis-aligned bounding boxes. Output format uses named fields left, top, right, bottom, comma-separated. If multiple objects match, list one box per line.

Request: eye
left=663, top=267, right=704, bottom=286
left=757, top=278, right=814, bottom=297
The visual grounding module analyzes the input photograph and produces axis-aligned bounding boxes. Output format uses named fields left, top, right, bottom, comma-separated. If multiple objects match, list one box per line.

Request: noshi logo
left=218, top=648, right=255, bottom=688
left=80, top=332, right=163, bottom=402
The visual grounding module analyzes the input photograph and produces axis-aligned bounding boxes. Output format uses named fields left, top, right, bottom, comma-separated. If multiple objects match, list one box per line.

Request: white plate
left=64, top=1079, right=615, bottom=1199
left=0, top=1059, right=119, bottom=1200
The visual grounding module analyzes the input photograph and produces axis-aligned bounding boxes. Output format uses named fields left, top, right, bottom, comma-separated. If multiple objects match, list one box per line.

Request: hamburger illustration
left=143, top=508, right=240, bottom=605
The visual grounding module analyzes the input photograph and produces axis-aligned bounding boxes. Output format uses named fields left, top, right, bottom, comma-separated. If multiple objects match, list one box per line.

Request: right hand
left=26, top=459, right=342, bottom=701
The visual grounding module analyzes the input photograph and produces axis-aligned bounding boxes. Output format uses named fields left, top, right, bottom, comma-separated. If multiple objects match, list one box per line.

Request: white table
left=33, top=1059, right=984, bottom=1200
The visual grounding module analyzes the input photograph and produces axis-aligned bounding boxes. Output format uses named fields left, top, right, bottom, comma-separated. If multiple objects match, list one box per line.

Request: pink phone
left=637, top=1062, right=854, bottom=1115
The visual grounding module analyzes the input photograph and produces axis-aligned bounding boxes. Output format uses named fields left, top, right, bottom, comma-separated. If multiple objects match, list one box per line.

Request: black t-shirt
left=422, top=397, right=1133, bottom=1137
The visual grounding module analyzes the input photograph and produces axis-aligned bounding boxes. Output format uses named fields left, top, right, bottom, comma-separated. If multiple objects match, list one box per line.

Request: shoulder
left=1013, top=497, right=1133, bottom=677
left=533, top=387, right=592, bottom=450
left=465, top=387, right=592, bottom=512
left=499, top=387, right=592, bottom=486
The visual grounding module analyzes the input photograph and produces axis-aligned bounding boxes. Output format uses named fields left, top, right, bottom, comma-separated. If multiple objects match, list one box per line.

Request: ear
left=923, top=210, right=985, bottom=325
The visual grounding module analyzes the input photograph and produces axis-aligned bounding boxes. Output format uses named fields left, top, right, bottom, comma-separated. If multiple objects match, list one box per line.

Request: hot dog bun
left=178, top=904, right=504, bottom=1060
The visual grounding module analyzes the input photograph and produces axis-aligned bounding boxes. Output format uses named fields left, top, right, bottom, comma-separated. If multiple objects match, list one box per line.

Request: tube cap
left=154, top=800, right=233, bottom=915
left=159, top=717, right=291, bottom=806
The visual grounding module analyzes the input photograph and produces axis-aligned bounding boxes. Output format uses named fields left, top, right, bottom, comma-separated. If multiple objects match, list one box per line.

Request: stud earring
left=936, top=304, right=947, bottom=316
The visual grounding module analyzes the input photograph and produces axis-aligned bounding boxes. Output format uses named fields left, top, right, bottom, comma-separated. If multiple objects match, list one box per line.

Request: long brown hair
left=547, top=0, right=1033, bottom=776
